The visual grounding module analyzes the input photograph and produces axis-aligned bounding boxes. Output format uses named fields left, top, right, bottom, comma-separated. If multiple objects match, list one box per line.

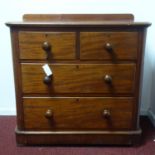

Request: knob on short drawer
left=105, top=43, right=113, bottom=51
left=42, top=41, right=51, bottom=59
left=102, top=109, right=111, bottom=119
left=42, top=41, right=51, bottom=51
left=45, top=109, right=53, bottom=119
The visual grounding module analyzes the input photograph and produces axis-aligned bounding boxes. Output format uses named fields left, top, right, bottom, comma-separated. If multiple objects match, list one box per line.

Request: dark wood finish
left=16, top=129, right=141, bottom=145
left=6, top=14, right=151, bottom=145
left=80, top=32, right=138, bottom=60
left=19, top=31, right=76, bottom=60
left=23, top=97, right=134, bottom=130
left=10, top=28, right=24, bottom=130
left=6, top=21, right=151, bottom=28
left=21, top=64, right=136, bottom=94
left=133, top=30, right=147, bottom=128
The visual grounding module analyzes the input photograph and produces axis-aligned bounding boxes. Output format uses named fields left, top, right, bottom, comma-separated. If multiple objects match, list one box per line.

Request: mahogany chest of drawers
left=6, top=14, right=151, bottom=145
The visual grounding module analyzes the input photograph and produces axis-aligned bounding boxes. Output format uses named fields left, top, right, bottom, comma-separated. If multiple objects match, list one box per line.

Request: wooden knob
left=43, top=76, right=52, bottom=85
left=102, top=109, right=111, bottom=119
left=45, top=109, right=53, bottom=119
left=105, top=43, right=113, bottom=51
left=104, top=75, right=112, bottom=83
left=42, top=41, right=51, bottom=51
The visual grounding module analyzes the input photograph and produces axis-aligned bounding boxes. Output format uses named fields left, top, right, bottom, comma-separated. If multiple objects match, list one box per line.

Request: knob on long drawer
left=102, top=109, right=111, bottom=119
left=45, top=109, right=53, bottom=119
left=43, top=75, right=52, bottom=85
left=104, top=75, right=112, bottom=83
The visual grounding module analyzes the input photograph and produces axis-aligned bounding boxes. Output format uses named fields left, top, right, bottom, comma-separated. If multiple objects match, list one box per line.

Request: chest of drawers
left=6, top=14, right=151, bottom=145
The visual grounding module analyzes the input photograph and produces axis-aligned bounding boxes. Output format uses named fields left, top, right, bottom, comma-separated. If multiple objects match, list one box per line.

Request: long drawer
left=21, top=64, right=136, bottom=94
left=23, top=97, right=134, bottom=130
left=19, top=31, right=76, bottom=60
left=80, top=32, right=138, bottom=60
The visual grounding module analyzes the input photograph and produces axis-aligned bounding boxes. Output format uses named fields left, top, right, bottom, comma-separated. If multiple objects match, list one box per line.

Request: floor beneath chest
left=0, top=116, right=155, bottom=155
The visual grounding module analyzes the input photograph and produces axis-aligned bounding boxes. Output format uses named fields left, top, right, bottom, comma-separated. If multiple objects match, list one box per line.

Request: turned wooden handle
left=42, top=41, right=51, bottom=51
left=104, top=75, right=112, bottom=83
left=44, top=109, right=53, bottom=119
left=42, top=41, right=51, bottom=59
left=43, top=75, right=52, bottom=85
left=102, top=109, right=111, bottom=119
left=105, top=43, right=113, bottom=51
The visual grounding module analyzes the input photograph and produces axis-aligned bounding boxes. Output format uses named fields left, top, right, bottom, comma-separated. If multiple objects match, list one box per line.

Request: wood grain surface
left=23, top=97, right=134, bottom=130
left=80, top=32, right=138, bottom=60
left=6, top=14, right=150, bottom=145
left=19, top=31, right=76, bottom=60
left=21, top=64, right=136, bottom=94
left=23, top=14, right=134, bottom=22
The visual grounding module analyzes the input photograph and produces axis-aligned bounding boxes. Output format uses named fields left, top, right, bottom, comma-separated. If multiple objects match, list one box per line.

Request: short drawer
left=23, top=97, right=134, bottom=130
left=19, top=31, right=76, bottom=60
left=21, top=64, right=136, bottom=95
left=80, top=32, right=138, bottom=60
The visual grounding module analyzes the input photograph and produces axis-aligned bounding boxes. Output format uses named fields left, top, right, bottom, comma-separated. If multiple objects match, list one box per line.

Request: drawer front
left=19, top=32, right=76, bottom=60
left=21, top=64, right=136, bottom=94
left=80, top=32, right=138, bottom=60
left=23, top=97, right=134, bottom=130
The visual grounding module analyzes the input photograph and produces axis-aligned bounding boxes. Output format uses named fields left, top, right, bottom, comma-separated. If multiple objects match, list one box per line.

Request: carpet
left=0, top=116, right=155, bottom=155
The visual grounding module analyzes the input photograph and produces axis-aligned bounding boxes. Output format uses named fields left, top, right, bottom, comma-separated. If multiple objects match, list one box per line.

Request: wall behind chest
left=0, top=0, right=155, bottom=116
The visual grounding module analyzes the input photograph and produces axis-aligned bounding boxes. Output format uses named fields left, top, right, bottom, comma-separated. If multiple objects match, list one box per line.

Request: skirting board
left=0, top=109, right=16, bottom=115
left=148, top=109, right=155, bottom=127
left=140, top=109, right=148, bottom=116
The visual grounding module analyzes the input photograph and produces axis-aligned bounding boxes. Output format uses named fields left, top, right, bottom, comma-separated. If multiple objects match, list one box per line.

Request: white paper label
left=42, top=64, right=52, bottom=76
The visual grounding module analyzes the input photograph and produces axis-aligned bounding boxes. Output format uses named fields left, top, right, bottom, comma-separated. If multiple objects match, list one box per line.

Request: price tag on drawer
left=42, top=64, right=53, bottom=76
